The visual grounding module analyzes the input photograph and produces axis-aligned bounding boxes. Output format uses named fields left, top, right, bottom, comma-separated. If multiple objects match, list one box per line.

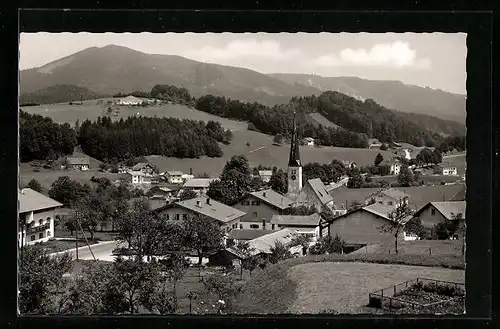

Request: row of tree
left=20, top=111, right=77, bottom=162
left=77, top=116, right=230, bottom=162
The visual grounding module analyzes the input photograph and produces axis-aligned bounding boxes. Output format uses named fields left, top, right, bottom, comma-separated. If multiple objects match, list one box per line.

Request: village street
left=51, top=240, right=123, bottom=261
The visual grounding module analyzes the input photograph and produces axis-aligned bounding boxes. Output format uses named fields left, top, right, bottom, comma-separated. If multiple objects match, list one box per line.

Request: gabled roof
left=66, top=157, right=90, bottom=165
left=119, top=95, right=142, bottom=102
left=166, top=170, right=183, bottom=176
left=19, top=188, right=63, bottom=213
left=368, top=138, right=381, bottom=145
left=227, top=229, right=272, bottom=241
left=132, top=162, right=153, bottom=171
left=362, top=203, right=396, bottom=220
left=306, top=178, right=333, bottom=205
left=127, top=170, right=145, bottom=176
left=415, top=201, right=466, bottom=220
left=304, top=137, right=315, bottom=141
left=250, top=189, right=294, bottom=210
left=183, top=178, right=217, bottom=188
left=174, top=197, right=246, bottom=223
left=325, top=177, right=349, bottom=193
left=271, top=213, right=321, bottom=226
left=248, top=228, right=297, bottom=255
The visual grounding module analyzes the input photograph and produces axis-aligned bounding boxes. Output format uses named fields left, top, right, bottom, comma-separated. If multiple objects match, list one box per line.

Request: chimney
left=196, top=200, right=201, bottom=207
left=190, top=167, right=193, bottom=175
left=206, top=198, right=211, bottom=205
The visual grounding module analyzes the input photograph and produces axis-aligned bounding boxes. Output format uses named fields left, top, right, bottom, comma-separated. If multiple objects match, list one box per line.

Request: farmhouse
left=116, top=95, right=143, bottom=105
left=231, top=189, right=294, bottom=230
left=342, top=160, right=358, bottom=169
left=365, top=188, right=410, bottom=208
left=325, top=176, right=349, bottom=193
left=132, top=162, right=156, bottom=176
left=165, top=170, right=184, bottom=184
left=154, top=196, right=246, bottom=234
left=181, top=173, right=195, bottom=182
left=18, top=188, right=62, bottom=246
left=124, top=171, right=150, bottom=185
left=295, top=178, right=335, bottom=212
left=65, top=157, right=90, bottom=171
left=319, top=202, right=413, bottom=247
left=381, top=158, right=402, bottom=175
left=368, top=138, right=382, bottom=149
left=412, top=201, right=466, bottom=232
left=182, top=178, right=218, bottom=196
left=438, top=163, right=458, bottom=176
left=147, top=185, right=180, bottom=202
left=258, top=170, right=273, bottom=183
left=270, top=213, right=322, bottom=242
left=303, top=137, right=315, bottom=146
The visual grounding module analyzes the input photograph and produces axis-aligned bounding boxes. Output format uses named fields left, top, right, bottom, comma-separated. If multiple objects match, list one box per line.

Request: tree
left=378, top=201, right=414, bottom=254
left=49, top=176, right=90, bottom=206
left=26, top=179, right=43, bottom=192
left=140, top=280, right=177, bottom=315
left=19, top=246, right=73, bottom=314
left=416, top=148, right=434, bottom=166
left=380, top=143, right=388, bottom=151
left=74, top=189, right=111, bottom=241
left=397, top=165, right=415, bottom=187
left=269, top=241, right=292, bottom=264
left=183, top=214, right=224, bottom=266
left=202, top=274, right=243, bottom=313
left=451, top=212, right=465, bottom=256
left=179, top=188, right=198, bottom=201
left=283, top=205, right=317, bottom=216
left=404, top=217, right=427, bottom=240
left=273, top=134, right=283, bottom=145
left=309, top=234, right=346, bottom=255
left=347, top=170, right=364, bottom=188
left=234, top=241, right=257, bottom=278
left=269, top=168, right=288, bottom=194
left=432, top=148, right=443, bottom=164
left=207, top=155, right=253, bottom=204
left=374, top=153, right=384, bottom=166
left=290, top=234, right=311, bottom=255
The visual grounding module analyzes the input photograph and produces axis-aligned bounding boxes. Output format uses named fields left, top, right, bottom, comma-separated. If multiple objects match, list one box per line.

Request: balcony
left=26, top=223, right=50, bottom=234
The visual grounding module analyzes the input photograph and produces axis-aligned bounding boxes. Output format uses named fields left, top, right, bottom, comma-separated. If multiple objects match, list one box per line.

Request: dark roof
left=306, top=179, right=333, bottom=205
left=288, top=112, right=301, bottom=167
left=19, top=188, right=63, bottom=213
left=271, top=213, right=321, bottom=226
left=66, top=157, right=90, bottom=165
left=414, top=201, right=466, bottom=220
left=227, top=229, right=273, bottom=241
left=250, top=189, right=294, bottom=210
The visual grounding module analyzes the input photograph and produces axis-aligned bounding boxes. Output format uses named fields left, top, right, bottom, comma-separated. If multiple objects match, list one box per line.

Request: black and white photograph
left=17, top=32, right=467, bottom=316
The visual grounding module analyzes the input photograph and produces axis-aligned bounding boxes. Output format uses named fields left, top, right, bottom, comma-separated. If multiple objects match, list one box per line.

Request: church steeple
left=288, top=110, right=301, bottom=167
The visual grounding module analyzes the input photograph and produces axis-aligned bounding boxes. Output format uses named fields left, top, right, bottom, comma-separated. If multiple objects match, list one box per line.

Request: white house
left=368, top=138, right=382, bottom=149
left=166, top=171, right=184, bottom=184
left=383, top=159, right=402, bottom=175
left=440, top=164, right=458, bottom=176
left=65, top=157, right=90, bottom=171
left=303, top=137, right=315, bottom=146
left=18, top=188, right=62, bottom=246
left=125, top=171, right=147, bottom=185
left=258, top=170, right=273, bottom=183
left=182, top=178, right=217, bottom=196
left=117, top=95, right=143, bottom=105
left=270, top=213, right=323, bottom=243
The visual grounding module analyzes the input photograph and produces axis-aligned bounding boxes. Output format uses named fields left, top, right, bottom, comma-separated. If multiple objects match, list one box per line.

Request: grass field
left=21, top=98, right=248, bottom=131
left=371, top=174, right=462, bottom=185
left=351, top=239, right=463, bottom=257
left=147, top=129, right=397, bottom=176
left=35, top=239, right=99, bottom=254
left=286, top=262, right=464, bottom=314
left=442, top=154, right=467, bottom=176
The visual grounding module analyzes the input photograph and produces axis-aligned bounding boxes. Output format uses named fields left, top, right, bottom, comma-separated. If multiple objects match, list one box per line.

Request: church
left=284, top=112, right=336, bottom=213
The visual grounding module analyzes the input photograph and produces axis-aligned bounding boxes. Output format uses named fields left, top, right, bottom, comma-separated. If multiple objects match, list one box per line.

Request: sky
left=19, top=32, right=467, bottom=94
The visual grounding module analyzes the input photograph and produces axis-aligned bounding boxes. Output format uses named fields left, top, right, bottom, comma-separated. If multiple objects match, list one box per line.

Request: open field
left=351, top=239, right=463, bottom=257
left=371, top=174, right=462, bottom=185
left=21, top=98, right=248, bottom=131
left=287, top=262, right=464, bottom=314
left=33, top=239, right=99, bottom=254
left=442, top=154, right=466, bottom=176
left=147, top=129, right=397, bottom=176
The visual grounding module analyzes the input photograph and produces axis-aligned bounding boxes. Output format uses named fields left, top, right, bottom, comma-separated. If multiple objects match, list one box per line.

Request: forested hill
left=19, top=84, right=106, bottom=105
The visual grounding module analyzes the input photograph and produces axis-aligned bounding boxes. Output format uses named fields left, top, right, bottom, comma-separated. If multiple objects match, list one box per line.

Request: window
left=182, top=214, right=188, bottom=220
left=378, top=201, right=383, bottom=204
left=47, top=231, right=51, bottom=237
left=47, top=217, right=51, bottom=222
left=239, top=224, right=243, bottom=229
left=291, top=170, right=296, bottom=175
left=175, top=214, right=180, bottom=220
left=431, top=208, right=436, bottom=216
left=166, top=214, right=170, bottom=220
left=252, top=212, right=257, bottom=218
left=39, top=219, right=43, bottom=225
left=250, top=224, right=259, bottom=229
left=30, top=235, right=35, bottom=241
left=39, top=233, right=43, bottom=239
left=388, top=201, right=393, bottom=206
left=272, top=224, right=275, bottom=230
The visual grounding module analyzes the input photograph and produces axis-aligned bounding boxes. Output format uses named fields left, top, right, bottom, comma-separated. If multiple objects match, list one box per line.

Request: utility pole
left=75, top=210, right=79, bottom=260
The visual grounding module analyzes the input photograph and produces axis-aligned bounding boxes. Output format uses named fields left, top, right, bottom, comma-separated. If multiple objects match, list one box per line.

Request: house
left=18, top=188, right=62, bottom=246
left=382, top=159, right=402, bottom=175
left=132, top=162, right=156, bottom=176
left=225, top=229, right=273, bottom=247
left=65, top=157, right=90, bottom=171
left=117, top=95, right=143, bottom=105
left=439, top=163, right=458, bottom=176
left=181, top=174, right=195, bottom=182
left=147, top=185, right=180, bottom=202
left=412, top=201, right=466, bottom=232
left=270, top=213, right=323, bottom=243
left=325, top=176, right=349, bottom=194
left=342, top=160, right=358, bottom=169
left=124, top=171, right=148, bottom=185
left=395, top=148, right=412, bottom=160
left=319, top=202, right=412, bottom=248
left=165, top=171, right=184, bottom=184
left=368, top=138, right=382, bottom=149
left=258, top=170, right=273, bottom=183
left=294, top=178, right=334, bottom=212
left=303, top=137, right=315, bottom=146
left=231, top=189, right=294, bottom=230
left=364, top=188, right=410, bottom=208
left=182, top=178, right=218, bottom=196
left=154, top=196, right=246, bottom=234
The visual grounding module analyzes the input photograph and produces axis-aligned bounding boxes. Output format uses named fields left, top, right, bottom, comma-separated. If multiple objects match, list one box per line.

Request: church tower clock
left=287, top=110, right=302, bottom=198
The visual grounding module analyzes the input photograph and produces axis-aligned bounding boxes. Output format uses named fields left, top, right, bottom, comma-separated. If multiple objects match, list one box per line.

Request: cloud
left=184, top=39, right=302, bottom=63
left=314, top=41, right=431, bottom=69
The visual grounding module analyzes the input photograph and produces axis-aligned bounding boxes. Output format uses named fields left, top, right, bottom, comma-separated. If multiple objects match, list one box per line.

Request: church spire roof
left=288, top=109, right=301, bottom=167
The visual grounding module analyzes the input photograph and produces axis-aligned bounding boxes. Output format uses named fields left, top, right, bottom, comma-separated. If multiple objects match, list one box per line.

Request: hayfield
left=21, top=98, right=248, bottom=131
left=442, top=154, right=467, bottom=176
left=351, top=239, right=463, bottom=257
left=371, top=174, right=462, bottom=186
left=147, top=129, right=397, bottom=176
left=286, top=262, right=464, bottom=314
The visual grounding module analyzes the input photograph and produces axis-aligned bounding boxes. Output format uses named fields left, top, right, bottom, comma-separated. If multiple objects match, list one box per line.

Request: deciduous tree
left=183, top=214, right=224, bottom=266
